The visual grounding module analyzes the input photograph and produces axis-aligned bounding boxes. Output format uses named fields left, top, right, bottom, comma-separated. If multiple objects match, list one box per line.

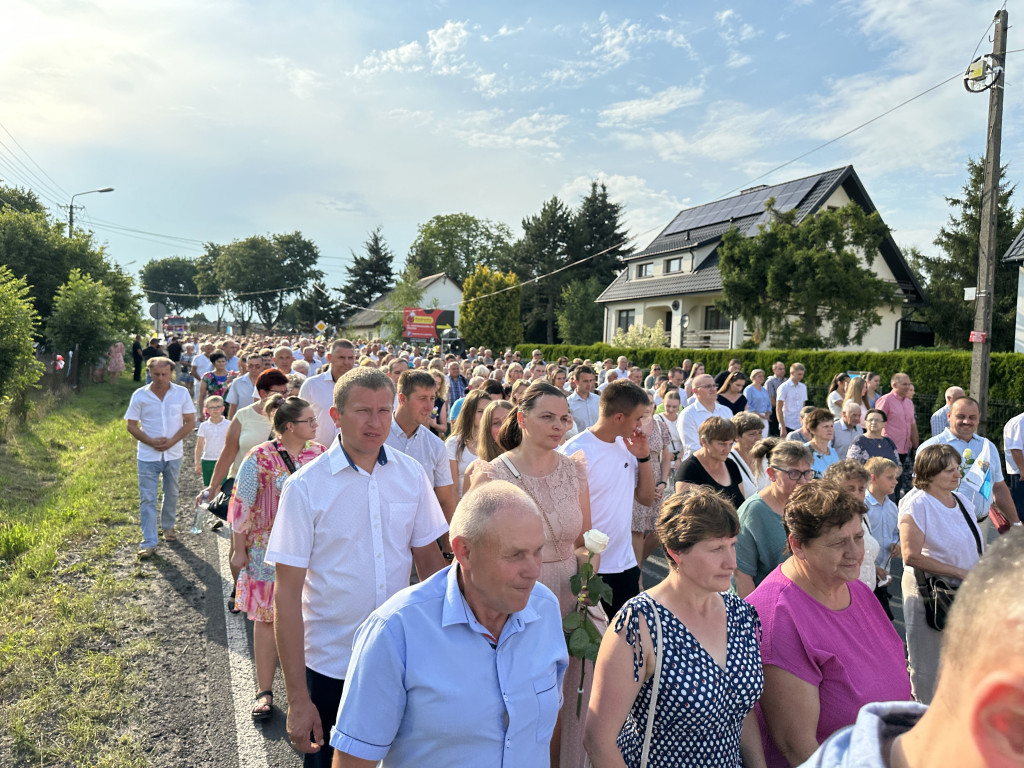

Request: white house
left=1000, top=227, right=1024, bottom=353
left=596, top=166, right=926, bottom=351
left=344, top=272, right=462, bottom=340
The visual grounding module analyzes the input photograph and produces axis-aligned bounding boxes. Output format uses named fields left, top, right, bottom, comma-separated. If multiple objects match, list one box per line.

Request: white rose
left=583, top=529, right=609, bottom=555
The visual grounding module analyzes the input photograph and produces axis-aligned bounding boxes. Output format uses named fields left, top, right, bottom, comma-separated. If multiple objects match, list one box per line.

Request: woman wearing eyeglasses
left=734, top=440, right=813, bottom=598
left=229, top=395, right=326, bottom=723
left=846, top=408, right=899, bottom=465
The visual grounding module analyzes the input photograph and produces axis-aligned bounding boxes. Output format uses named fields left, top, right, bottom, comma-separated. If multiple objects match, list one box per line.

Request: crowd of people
left=120, top=335, right=1024, bottom=767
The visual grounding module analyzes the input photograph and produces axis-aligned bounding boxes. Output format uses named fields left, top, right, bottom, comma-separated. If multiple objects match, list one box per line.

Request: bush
left=0, top=266, right=45, bottom=428
left=609, top=320, right=669, bottom=349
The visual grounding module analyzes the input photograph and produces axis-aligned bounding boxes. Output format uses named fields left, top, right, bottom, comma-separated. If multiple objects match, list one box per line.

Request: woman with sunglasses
left=734, top=440, right=813, bottom=598
left=229, top=395, right=326, bottom=723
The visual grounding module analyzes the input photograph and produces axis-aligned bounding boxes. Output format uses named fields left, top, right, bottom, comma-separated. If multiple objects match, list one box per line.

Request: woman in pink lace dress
left=631, top=402, right=673, bottom=577
left=106, top=340, right=125, bottom=384
left=467, top=380, right=595, bottom=768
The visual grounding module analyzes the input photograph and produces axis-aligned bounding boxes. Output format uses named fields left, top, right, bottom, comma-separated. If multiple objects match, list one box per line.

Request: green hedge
left=516, top=344, right=1024, bottom=439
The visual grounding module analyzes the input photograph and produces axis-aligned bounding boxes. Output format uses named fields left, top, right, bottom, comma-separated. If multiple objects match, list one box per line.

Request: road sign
left=149, top=302, right=167, bottom=320
left=315, top=320, right=327, bottom=333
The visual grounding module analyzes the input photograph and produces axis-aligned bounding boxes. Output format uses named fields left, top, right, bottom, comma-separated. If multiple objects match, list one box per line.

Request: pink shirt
left=876, top=392, right=916, bottom=454
left=747, top=567, right=911, bottom=768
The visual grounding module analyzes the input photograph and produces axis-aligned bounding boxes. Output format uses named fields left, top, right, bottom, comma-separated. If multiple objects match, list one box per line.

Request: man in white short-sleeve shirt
left=124, top=357, right=196, bottom=557
left=1003, top=408, right=1024, bottom=521
left=677, top=373, right=733, bottom=459
left=225, top=352, right=263, bottom=419
left=776, top=363, right=808, bottom=437
left=298, top=339, right=355, bottom=448
left=266, top=368, right=448, bottom=768
left=559, top=380, right=654, bottom=618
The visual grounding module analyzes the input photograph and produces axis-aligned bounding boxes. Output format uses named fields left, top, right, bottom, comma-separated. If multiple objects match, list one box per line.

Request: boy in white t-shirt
left=195, top=396, right=230, bottom=486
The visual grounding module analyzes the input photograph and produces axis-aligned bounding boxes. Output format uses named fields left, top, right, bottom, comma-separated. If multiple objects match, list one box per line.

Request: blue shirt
left=567, top=390, right=600, bottom=432
left=918, top=428, right=1003, bottom=518
left=744, top=383, right=771, bottom=415
left=797, top=701, right=926, bottom=768
left=810, top=445, right=839, bottom=478
left=865, top=492, right=899, bottom=567
left=331, top=564, right=568, bottom=767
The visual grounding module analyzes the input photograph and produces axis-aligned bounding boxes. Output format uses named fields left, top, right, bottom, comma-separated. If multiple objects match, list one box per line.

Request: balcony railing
left=681, top=329, right=751, bottom=349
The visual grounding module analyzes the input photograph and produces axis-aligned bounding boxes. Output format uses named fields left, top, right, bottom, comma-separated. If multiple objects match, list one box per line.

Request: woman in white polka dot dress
left=583, top=487, right=766, bottom=768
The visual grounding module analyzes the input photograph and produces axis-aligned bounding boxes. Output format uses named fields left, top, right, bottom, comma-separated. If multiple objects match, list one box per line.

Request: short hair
left=575, top=364, right=595, bottom=378
left=799, top=405, right=817, bottom=419
left=823, top=458, right=870, bottom=486
left=784, top=480, right=863, bottom=548
left=790, top=363, right=805, bottom=373
left=388, top=358, right=409, bottom=374
left=273, top=345, right=292, bottom=357
left=598, top=380, right=649, bottom=417
left=913, top=443, right=962, bottom=490
left=333, top=367, right=395, bottom=413
left=842, top=400, right=861, bottom=415
left=331, top=338, right=355, bottom=353
left=264, top=395, right=311, bottom=435
left=499, top=381, right=567, bottom=450
left=480, top=379, right=505, bottom=396
left=865, top=456, right=899, bottom=477
left=450, top=480, right=539, bottom=546
left=204, top=395, right=224, bottom=409
left=397, top=369, right=435, bottom=398
left=950, top=395, right=980, bottom=412
left=254, top=368, right=289, bottom=393
left=732, top=412, right=764, bottom=436
left=805, top=408, right=834, bottom=431
left=699, top=416, right=737, bottom=444
left=758, top=438, right=813, bottom=469
left=657, top=487, right=739, bottom=556
left=209, top=351, right=226, bottom=364
left=865, top=407, right=887, bottom=423
left=890, top=371, right=909, bottom=386
left=146, top=356, right=173, bottom=371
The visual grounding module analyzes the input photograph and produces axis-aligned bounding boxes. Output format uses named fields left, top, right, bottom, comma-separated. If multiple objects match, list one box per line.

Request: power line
left=140, top=283, right=306, bottom=299
left=0, top=120, right=70, bottom=198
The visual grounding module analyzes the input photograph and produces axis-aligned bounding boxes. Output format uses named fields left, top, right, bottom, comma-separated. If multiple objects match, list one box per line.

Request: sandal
left=251, top=690, right=273, bottom=721
left=228, top=586, right=241, bottom=614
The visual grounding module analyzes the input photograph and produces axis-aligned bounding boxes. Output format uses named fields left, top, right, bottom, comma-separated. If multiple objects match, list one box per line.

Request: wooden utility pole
left=970, top=8, right=1007, bottom=429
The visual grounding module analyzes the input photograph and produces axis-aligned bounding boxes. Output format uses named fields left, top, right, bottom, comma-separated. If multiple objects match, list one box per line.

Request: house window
left=703, top=306, right=730, bottom=331
left=664, top=257, right=682, bottom=273
left=617, top=309, right=635, bottom=332
left=636, top=262, right=653, bottom=278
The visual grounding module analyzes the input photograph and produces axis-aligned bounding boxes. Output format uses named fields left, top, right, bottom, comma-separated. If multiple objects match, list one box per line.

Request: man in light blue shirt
left=330, top=480, right=568, bottom=767
left=567, top=364, right=600, bottom=432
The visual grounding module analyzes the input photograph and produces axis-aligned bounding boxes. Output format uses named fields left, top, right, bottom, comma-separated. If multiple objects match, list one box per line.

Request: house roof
left=1001, top=227, right=1024, bottom=263
left=343, top=272, right=459, bottom=329
left=597, top=166, right=927, bottom=306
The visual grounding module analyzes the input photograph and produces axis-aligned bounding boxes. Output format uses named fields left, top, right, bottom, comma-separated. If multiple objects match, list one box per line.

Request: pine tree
left=572, top=181, right=634, bottom=287
left=339, top=227, right=395, bottom=319
left=513, top=197, right=575, bottom=343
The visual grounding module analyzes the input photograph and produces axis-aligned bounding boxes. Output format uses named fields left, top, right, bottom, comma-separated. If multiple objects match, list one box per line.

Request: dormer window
left=636, top=262, right=653, bottom=278
left=665, top=257, right=682, bottom=273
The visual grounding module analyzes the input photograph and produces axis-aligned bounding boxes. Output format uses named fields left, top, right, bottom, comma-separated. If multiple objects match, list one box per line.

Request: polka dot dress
left=614, top=593, right=763, bottom=768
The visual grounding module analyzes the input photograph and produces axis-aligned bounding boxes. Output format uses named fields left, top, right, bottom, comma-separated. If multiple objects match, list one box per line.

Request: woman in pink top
left=747, top=480, right=911, bottom=768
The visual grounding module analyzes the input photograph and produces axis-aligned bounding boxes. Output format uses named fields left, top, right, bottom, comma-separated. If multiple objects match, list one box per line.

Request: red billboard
left=403, top=308, right=455, bottom=341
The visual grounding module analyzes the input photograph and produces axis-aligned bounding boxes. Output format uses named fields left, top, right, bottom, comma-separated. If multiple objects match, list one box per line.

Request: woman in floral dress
left=632, top=403, right=673, bottom=577
left=229, top=394, right=325, bottom=721
left=198, top=351, right=236, bottom=421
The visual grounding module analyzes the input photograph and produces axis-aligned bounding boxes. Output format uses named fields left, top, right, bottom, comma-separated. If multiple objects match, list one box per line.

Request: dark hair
left=333, top=367, right=395, bottom=412
left=717, top=370, right=747, bottom=395
left=698, top=416, right=736, bottom=444
left=657, top=487, right=739, bottom=558
left=481, top=379, right=505, bottom=396
left=451, top=389, right=494, bottom=461
left=805, top=408, right=834, bottom=432
left=913, top=443, right=962, bottom=490
left=598, top=379, right=649, bottom=418
left=397, top=369, right=436, bottom=398
left=498, top=381, right=567, bottom=450
left=864, top=407, right=887, bottom=423
left=823, top=458, right=870, bottom=486
left=783, top=480, right=863, bottom=548
left=255, top=368, right=289, bottom=394
left=265, top=395, right=311, bottom=436
left=827, top=372, right=851, bottom=395
left=209, top=351, right=226, bottom=364
left=477, top=399, right=513, bottom=462
left=575, top=364, right=595, bottom=378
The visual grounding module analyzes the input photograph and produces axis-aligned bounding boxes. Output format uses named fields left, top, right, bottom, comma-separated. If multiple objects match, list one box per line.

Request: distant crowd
left=119, top=332, right=1024, bottom=768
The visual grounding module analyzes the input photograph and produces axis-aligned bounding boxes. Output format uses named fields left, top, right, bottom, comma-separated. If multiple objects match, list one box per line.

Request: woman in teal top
left=734, top=439, right=813, bottom=597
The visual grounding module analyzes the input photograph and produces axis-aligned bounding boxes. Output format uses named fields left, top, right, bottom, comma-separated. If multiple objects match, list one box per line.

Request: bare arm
left=412, top=542, right=446, bottom=581
left=776, top=400, right=788, bottom=437
left=991, top=480, right=1020, bottom=524
left=197, top=379, right=208, bottom=422
left=274, top=563, right=323, bottom=755
left=333, top=753, right=377, bottom=768
left=759, top=664, right=821, bottom=767
left=1012, top=449, right=1024, bottom=475
left=575, top=472, right=598, bottom=573
left=200, top=418, right=242, bottom=498
left=126, top=420, right=154, bottom=447
left=195, top=436, right=205, bottom=473
left=733, top=570, right=756, bottom=599
left=228, top=402, right=239, bottom=420
left=739, top=710, right=767, bottom=768
left=899, top=516, right=969, bottom=580
left=434, top=483, right=457, bottom=525
left=910, top=420, right=920, bottom=451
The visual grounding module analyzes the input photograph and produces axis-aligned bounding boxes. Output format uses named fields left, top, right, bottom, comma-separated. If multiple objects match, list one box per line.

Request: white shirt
left=776, top=379, right=808, bottom=430
left=265, top=441, right=449, bottom=679
left=445, top=436, right=477, bottom=497
left=1003, top=411, right=1024, bottom=475
left=558, top=430, right=637, bottom=575
left=918, top=429, right=1004, bottom=520
left=567, top=390, right=600, bottom=432
left=677, top=400, right=733, bottom=458
left=898, top=489, right=983, bottom=584
left=385, top=417, right=453, bottom=489
left=124, top=382, right=196, bottom=461
left=298, top=368, right=341, bottom=448
left=191, top=354, right=213, bottom=379
left=224, top=372, right=256, bottom=409
left=197, top=418, right=230, bottom=460
left=859, top=518, right=880, bottom=591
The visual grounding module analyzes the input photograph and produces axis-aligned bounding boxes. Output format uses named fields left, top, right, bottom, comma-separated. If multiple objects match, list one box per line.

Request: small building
left=1001, top=228, right=1024, bottom=353
left=596, top=165, right=926, bottom=350
left=343, top=272, right=462, bottom=340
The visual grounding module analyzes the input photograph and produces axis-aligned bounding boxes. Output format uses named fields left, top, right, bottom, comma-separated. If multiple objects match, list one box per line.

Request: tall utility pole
left=970, top=8, right=1007, bottom=429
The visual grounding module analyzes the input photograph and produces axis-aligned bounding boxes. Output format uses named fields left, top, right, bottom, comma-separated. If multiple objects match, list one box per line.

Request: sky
left=2, top=0, right=1023, bottom=308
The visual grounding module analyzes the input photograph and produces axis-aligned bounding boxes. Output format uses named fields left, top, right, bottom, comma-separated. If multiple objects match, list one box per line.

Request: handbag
left=914, top=495, right=983, bottom=631
left=206, top=477, right=234, bottom=520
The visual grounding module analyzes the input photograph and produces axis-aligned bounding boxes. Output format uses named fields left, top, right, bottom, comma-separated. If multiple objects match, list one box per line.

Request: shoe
left=162, top=529, right=177, bottom=541
left=251, top=690, right=273, bottom=722
left=138, top=548, right=155, bottom=560
left=210, top=519, right=224, bottom=531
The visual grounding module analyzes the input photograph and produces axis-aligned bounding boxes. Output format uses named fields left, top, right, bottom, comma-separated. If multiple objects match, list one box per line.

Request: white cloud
left=496, top=24, right=524, bottom=37
left=352, top=41, right=424, bottom=76
left=726, top=51, right=752, bottom=69
left=262, top=57, right=324, bottom=98
left=598, top=85, right=704, bottom=127
left=714, top=8, right=758, bottom=68
left=452, top=109, right=569, bottom=156
left=427, top=20, right=470, bottom=74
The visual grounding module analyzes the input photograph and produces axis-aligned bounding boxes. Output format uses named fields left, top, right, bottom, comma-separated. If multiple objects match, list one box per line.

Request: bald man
left=929, top=385, right=965, bottom=437
left=798, top=528, right=1024, bottom=767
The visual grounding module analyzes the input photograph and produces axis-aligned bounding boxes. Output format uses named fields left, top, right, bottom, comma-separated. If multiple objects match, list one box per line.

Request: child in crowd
left=195, top=396, right=229, bottom=486
left=865, top=456, right=901, bottom=619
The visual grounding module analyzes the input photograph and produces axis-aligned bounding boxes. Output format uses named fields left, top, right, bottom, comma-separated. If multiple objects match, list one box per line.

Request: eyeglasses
left=695, top=383, right=717, bottom=390
left=292, top=417, right=318, bottom=426
left=770, top=466, right=814, bottom=482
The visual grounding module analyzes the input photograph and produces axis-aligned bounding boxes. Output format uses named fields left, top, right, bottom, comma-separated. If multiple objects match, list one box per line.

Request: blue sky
left=2, top=1, right=1021, bottom=301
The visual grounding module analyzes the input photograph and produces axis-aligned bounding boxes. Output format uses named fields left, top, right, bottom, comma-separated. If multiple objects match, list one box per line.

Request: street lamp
left=68, top=187, right=114, bottom=235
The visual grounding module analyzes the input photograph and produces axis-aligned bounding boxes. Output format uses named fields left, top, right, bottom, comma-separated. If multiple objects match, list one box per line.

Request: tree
left=377, top=266, right=424, bottom=344
left=908, top=158, right=1023, bottom=350
left=339, top=227, right=394, bottom=320
left=194, top=244, right=227, bottom=332
left=280, top=282, right=344, bottom=332
left=572, top=181, right=634, bottom=287
left=513, top=197, right=575, bottom=343
left=717, top=200, right=899, bottom=348
left=0, top=266, right=45, bottom=424
left=0, top=184, right=45, bottom=215
left=406, top=213, right=514, bottom=284
left=556, top=276, right=605, bottom=344
left=46, top=269, right=114, bottom=386
left=139, top=256, right=200, bottom=314
left=459, top=265, right=523, bottom=351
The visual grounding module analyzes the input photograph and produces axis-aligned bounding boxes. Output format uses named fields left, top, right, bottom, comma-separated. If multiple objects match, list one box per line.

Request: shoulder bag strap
left=639, top=595, right=663, bottom=768
left=952, top=494, right=984, bottom=556
left=275, top=442, right=298, bottom=475
left=497, top=455, right=568, bottom=560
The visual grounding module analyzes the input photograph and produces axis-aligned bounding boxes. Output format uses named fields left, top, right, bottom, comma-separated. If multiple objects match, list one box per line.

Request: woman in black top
left=717, top=371, right=748, bottom=416
left=674, top=416, right=747, bottom=510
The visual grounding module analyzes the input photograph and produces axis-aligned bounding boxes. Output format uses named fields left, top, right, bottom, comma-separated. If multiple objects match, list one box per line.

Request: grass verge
left=0, top=377, right=154, bottom=767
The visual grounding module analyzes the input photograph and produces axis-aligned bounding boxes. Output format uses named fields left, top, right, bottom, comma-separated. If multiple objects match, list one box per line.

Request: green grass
left=0, top=376, right=154, bottom=767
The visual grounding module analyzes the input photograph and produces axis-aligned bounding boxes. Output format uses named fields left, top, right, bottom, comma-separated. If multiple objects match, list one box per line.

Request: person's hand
left=889, top=543, right=901, bottom=559
left=875, top=565, right=889, bottom=584
left=286, top=695, right=324, bottom=754
left=150, top=437, right=170, bottom=451
left=623, top=427, right=650, bottom=458
left=230, top=549, right=248, bottom=572
left=195, top=488, right=212, bottom=507
left=195, top=463, right=202, bottom=474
